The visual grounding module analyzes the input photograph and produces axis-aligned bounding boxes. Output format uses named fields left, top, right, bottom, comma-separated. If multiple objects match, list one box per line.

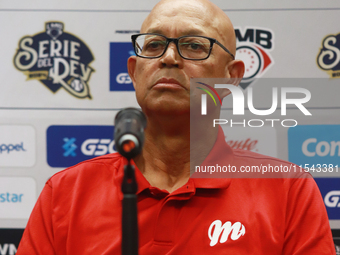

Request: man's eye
left=189, top=42, right=202, bottom=50
left=181, top=41, right=207, bottom=52
left=146, top=41, right=164, bottom=50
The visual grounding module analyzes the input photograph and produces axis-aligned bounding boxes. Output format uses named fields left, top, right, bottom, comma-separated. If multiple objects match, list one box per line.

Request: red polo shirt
left=17, top=129, right=335, bottom=254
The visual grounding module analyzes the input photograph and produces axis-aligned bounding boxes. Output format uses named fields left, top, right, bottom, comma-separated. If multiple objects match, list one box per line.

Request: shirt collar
left=114, top=127, right=233, bottom=199
left=114, top=158, right=151, bottom=200
left=191, top=126, right=233, bottom=189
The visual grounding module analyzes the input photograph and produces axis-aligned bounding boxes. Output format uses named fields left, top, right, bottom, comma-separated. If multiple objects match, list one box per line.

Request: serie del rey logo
left=317, top=33, right=340, bottom=78
left=13, top=22, right=95, bottom=99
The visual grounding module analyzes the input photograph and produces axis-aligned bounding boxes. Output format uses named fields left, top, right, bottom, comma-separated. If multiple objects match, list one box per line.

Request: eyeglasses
left=131, top=33, right=235, bottom=61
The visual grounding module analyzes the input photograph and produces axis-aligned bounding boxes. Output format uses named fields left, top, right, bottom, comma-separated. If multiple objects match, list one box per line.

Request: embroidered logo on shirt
left=208, top=220, right=246, bottom=246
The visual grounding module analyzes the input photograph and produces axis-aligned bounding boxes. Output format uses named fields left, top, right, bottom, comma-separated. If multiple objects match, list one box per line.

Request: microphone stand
left=114, top=107, right=146, bottom=255
left=121, top=159, right=138, bottom=255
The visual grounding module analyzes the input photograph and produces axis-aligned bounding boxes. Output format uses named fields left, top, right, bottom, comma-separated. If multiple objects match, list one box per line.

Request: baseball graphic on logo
left=236, top=46, right=261, bottom=80
left=70, top=78, right=85, bottom=92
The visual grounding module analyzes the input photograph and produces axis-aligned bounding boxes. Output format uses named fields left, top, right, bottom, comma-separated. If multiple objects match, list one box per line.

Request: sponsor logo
left=288, top=125, right=340, bottom=166
left=0, top=243, right=17, bottom=255
left=0, top=193, right=24, bottom=203
left=0, top=125, right=35, bottom=167
left=81, top=138, right=115, bottom=156
left=317, top=33, right=340, bottom=78
left=324, top=190, right=340, bottom=207
left=110, top=42, right=135, bottom=91
left=0, top=229, right=24, bottom=255
left=235, top=27, right=274, bottom=89
left=226, top=138, right=258, bottom=151
left=332, top=229, right=340, bottom=247
left=314, top=178, right=340, bottom=220
left=333, top=229, right=340, bottom=249
left=63, top=137, right=77, bottom=157
left=208, top=220, right=246, bottom=246
left=224, top=127, right=277, bottom=157
left=13, top=21, right=95, bottom=99
left=302, top=138, right=340, bottom=157
left=0, top=177, right=36, bottom=219
left=47, top=125, right=116, bottom=167
left=0, top=143, right=26, bottom=154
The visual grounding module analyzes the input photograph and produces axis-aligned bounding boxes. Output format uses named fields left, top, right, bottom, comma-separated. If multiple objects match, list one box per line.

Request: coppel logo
left=288, top=125, right=340, bottom=166
left=0, top=143, right=26, bottom=154
left=195, top=80, right=311, bottom=128
left=47, top=125, right=116, bottom=168
left=110, top=42, right=135, bottom=91
left=314, top=178, right=340, bottom=220
left=0, top=125, right=35, bottom=167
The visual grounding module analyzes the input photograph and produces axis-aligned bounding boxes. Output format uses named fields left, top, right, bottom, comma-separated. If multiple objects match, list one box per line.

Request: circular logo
left=236, top=46, right=261, bottom=81
left=70, top=78, right=84, bottom=92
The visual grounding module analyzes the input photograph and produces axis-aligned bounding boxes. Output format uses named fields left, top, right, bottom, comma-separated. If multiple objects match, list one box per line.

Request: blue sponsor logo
left=63, top=137, right=77, bottom=157
left=47, top=125, right=115, bottom=168
left=0, top=143, right=26, bottom=154
left=314, top=178, right=340, bottom=220
left=288, top=125, right=340, bottom=166
left=0, top=193, right=23, bottom=203
left=109, top=42, right=135, bottom=91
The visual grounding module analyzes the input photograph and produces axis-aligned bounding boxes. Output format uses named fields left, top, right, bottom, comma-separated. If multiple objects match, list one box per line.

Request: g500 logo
left=317, top=33, right=340, bottom=78
left=324, top=190, right=340, bottom=208
left=13, top=22, right=94, bottom=99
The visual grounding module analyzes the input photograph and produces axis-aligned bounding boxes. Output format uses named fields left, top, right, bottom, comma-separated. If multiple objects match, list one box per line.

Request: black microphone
left=115, top=108, right=146, bottom=255
left=114, top=107, right=147, bottom=160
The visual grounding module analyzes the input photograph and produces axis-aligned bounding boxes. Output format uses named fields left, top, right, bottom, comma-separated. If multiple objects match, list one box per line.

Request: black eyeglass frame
left=131, top=33, right=235, bottom=61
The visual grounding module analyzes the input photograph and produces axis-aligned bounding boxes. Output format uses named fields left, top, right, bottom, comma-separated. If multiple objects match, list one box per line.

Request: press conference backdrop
left=1, top=0, right=340, bottom=252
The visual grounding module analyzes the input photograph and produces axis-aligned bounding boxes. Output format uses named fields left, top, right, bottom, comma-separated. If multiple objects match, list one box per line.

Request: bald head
left=127, top=0, right=244, bottom=116
left=141, top=0, right=236, bottom=56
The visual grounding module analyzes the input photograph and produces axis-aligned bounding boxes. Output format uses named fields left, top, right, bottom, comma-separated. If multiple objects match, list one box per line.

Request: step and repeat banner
left=0, top=0, right=340, bottom=253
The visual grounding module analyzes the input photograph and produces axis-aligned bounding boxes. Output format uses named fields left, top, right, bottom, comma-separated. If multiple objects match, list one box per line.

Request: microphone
left=115, top=108, right=146, bottom=255
left=114, top=108, right=147, bottom=159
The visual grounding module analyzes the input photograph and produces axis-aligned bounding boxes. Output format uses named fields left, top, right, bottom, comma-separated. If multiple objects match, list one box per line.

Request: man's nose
left=160, top=42, right=182, bottom=67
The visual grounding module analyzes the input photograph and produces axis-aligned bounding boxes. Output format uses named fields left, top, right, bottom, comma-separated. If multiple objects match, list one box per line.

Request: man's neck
left=133, top=115, right=190, bottom=193
left=133, top=113, right=218, bottom=193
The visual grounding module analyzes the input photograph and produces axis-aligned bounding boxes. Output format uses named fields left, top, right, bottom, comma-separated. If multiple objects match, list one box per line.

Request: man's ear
left=127, top=56, right=137, bottom=90
left=227, top=59, right=245, bottom=79
left=217, top=59, right=245, bottom=99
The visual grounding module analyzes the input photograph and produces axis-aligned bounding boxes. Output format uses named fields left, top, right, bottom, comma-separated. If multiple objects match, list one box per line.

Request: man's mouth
left=153, top=77, right=185, bottom=90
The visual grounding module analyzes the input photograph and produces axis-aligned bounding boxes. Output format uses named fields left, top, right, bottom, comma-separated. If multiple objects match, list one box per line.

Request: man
left=17, top=0, right=335, bottom=254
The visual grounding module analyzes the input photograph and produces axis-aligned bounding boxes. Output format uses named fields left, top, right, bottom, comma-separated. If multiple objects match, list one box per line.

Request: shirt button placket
left=153, top=197, right=175, bottom=246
